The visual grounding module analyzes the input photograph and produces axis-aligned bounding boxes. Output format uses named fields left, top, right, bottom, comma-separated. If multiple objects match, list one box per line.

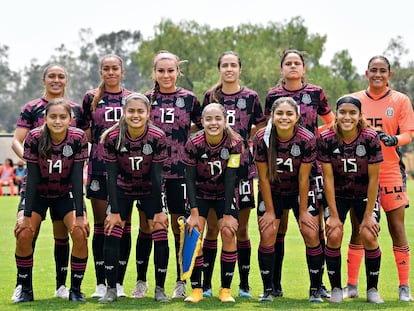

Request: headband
left=153, top=52, right=179, bottom=67
left=336, top=95, right=361, bottom=111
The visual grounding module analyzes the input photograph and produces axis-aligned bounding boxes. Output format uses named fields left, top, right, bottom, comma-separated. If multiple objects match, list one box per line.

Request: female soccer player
left=318, top=95, right=384, bottom=303
left=13, top=98, right=89, bottom=303
left=98, top=93, right=170, bottom=303
left=183, top=103, right=244, bottom=303
left=254, top=97, right=322, bottom=302
left=11, top=64, right=83, bottom=300
left=132, top=51, right=202, bottom=299
left=264, top=49, right=335, bottom=298
left=81, top=54, right=133, bottom=298
left=201, top=51, right=266, bottom=298
left=343, top=55, right=414, bottom=302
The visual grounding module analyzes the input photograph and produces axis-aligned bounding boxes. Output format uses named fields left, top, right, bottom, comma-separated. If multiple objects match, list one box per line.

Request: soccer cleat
left=329, top=287, right=343, bottom=303
left=132, top=280, right=149, bottom=298
left=98, top=287, right=117, bottom=303
left=11, top=284, right=22, bottom=301
left=309, top=288, right=323, bottom=303
left=91, top=284, right=106, bottom=298
left=154, top=286, right=171, bottom=302
left=184, top=288, right=203, bottom=303
left=172, top=281, right=186, bottom=298
left=366, top=288, right=384, bottom=303
left=116, top=283, right=127, bottom=297
left=399, top=285, right=413, bottom=302
left=219, top=288, right=235, bottom=302
left=69, top=289, right=86, bottom=302
left=273, top=288, right=283, bottom=297
left=343, top=284, right=359, bottom=298
left=319, top=284, right=331, bottom=298
left=203, top=287, right=213, bottom=297
left=259, top=290, right=274, bottom=302
left=14, top=288, right=34, bottom=303
left=238, top=287, right=252, bottom=298
left=54, top=285, right=69, bottom=299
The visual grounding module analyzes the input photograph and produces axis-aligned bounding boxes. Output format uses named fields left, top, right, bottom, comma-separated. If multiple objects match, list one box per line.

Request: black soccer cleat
left=69, top=289, right=86, bottom=302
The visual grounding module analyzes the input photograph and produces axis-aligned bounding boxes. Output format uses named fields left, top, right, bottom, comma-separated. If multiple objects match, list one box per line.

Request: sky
left=1, top=0, right=413, bottom=73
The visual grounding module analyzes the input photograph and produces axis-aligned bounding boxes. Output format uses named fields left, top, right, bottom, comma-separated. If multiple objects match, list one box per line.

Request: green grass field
left=1, top=180, right=413, bottom=310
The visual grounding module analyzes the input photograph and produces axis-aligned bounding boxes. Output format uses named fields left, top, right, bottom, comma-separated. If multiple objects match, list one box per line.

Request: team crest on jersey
left=290, top=144, right=301, bottom=157
left=90, top=179, right=100, bottom=192
left=301, top=94, right=312, bottom=105
left=220, top=148, right=230, bottom=160
left=385, top=107, right=394, bottom=117
left=356, top=145, right=366, bottom=157
left=62, top=145, right=73, bottom=157
left=175, top=97, right=185, bottom=108
left=237, top=98, right=247, bottom=109
left=142, top=144, right=153, bottom=155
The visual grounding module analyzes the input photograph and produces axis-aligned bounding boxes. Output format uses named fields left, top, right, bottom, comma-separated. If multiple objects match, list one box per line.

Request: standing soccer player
left=201, top=51, right=266, bottom=298
left=11, top=64, right=84, bottom=301
left=80, top=54, right=133, bottom=298
left=343, top=55, right=414, bottom=301
left=132, top=51, right=202, bottom=299
left=264, top=49, right=334, bottom=298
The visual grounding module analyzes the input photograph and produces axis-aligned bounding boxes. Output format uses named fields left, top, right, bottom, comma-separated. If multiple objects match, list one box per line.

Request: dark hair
left=38, top=98, right=72, bottom=158
left=333, top=95, right=368, bottom=144
left=267, top=97, right=300, bottom=182
left=100, top=93, right=151, bottom=151
left=4, top=158, right=14, bottom=167
left=42, top=64, right=68, bottom=97
left=367, top=55, right=391, bottom=71
left=150, top=50, right=183, bottom=104
left=207, top=51, right=242, bottom=104
left=277, top=49, right=306, bottom=87
left=91, top=54, right=124, bottom=111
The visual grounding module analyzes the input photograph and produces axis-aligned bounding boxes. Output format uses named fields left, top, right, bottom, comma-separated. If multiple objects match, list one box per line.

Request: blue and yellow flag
left=178, top=216, right=202, bottom=280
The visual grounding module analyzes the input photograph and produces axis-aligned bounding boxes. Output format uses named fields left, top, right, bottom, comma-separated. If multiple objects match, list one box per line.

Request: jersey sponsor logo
left=220, top=148, right=230, bottom=160
left=290, top=144, right=301, bottom=157
left=237, top=98, right=247, bottom=109
left=62, top=145, right=73, bottom=157
left=385, top=107, right=394, bottom=118
left=142, top=144, right=153, bottom=155
left=120, top=146, right=128, bottom=153
left=301, top=93, right=312, bottom=105
left=333, top=148, right=341, bottom=154
left=175, top=97, right=185, bottom=108
left=201, top=153, right=208, bottom=159
left=356, top=145, right=366, bottom=157
left=227, top=153, right=241, bottom=168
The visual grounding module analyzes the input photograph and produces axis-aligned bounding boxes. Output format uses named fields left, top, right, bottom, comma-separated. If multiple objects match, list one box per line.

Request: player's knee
left=16, top=228, right=34, bottom=248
